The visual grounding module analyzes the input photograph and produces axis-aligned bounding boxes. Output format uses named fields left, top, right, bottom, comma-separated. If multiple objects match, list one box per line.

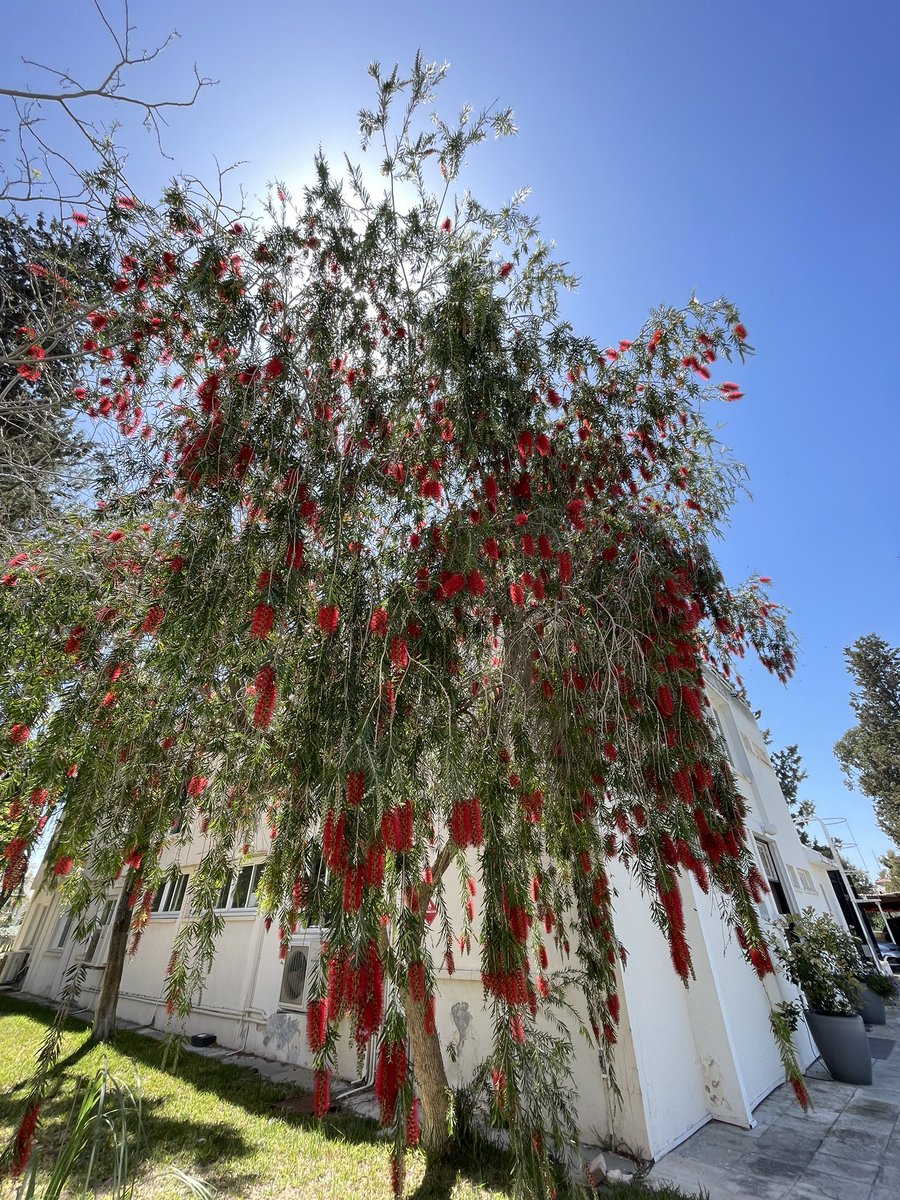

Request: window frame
left=753, top=836, right=794, bottom=918
left=215, top=863, right=263, bottom=913
left=150, top=872, right=190, bottom=917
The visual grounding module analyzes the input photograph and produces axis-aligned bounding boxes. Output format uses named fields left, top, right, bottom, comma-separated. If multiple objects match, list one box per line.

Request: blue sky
left=3, top=1, right=898, bottom=875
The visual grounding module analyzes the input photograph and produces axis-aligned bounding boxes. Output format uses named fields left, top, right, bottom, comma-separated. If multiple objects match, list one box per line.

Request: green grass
left=0, top=995, right=701, bottom=1199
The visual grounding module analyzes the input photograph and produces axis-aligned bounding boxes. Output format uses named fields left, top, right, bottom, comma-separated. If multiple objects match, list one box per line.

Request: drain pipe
left=335, top=1037, right=376, bottom=1100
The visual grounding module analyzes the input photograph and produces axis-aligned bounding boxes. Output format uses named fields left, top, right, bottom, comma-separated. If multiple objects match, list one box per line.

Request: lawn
left=0, top=995, right=700, bottom=1199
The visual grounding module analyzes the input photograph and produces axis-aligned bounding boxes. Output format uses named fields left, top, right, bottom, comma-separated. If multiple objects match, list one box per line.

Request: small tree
left=767, top=739, right=816, bottom=844
left=835, top=634, right=900, bottom=845
left=878, top=849, right=900, bottom=893
left=2, top=60, right=803, bottom=1193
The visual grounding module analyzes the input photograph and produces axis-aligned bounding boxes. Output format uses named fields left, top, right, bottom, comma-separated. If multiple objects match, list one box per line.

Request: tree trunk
left=91, top=882, right=132, bottom=1043
left=403, top=987, right=451, bottom=1158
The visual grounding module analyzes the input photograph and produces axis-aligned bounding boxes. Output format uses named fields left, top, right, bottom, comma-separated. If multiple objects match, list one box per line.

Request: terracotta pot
left=805, top=1009, right=872, bottom=1085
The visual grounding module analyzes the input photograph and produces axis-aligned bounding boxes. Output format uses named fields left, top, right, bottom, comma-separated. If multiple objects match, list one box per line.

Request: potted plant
left=857, top=969, right=897, bottom=1025
left=772, top=909, right=872, bottom=1086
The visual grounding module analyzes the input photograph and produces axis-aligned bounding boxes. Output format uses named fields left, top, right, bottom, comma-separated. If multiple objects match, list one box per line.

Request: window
left=754, top=838, right=792, bottom=916
left=216, top=864, right=262, bottom=911
left=279, top=945, right=311, bottom=1009
left=50, top=911, right=72, bottom=950
left=710, top=709, right=735, bottom=767
left=81, top=900, right=114, bottom=964
left=150, top=872, right=189, bottom=916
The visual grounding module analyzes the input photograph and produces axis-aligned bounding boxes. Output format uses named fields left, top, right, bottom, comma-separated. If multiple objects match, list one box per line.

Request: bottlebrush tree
left=1, top=58, right=802, bottom=1196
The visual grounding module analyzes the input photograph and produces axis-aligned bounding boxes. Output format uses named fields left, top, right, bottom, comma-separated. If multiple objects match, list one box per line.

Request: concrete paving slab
left=808, top=1149, right=880, bottom=1185
left=784, top=1168, right=873, bottom=1200
left=649, top=1004, right=900, bottom=1198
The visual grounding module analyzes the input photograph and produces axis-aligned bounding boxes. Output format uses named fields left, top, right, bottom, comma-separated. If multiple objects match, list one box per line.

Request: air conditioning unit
left=0, top=949, right=30, bottom=989
left=279, top=945, right=311, bottom=1009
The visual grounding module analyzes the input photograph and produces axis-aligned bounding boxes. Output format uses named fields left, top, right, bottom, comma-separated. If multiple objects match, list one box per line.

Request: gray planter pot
left=858, top=986, right=887, bottom=1026
left=805, top=1009, right=872, bottom=1085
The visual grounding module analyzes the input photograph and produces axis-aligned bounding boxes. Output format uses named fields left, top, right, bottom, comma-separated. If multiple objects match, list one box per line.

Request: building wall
left=7, top=676, right=852, bottom=1161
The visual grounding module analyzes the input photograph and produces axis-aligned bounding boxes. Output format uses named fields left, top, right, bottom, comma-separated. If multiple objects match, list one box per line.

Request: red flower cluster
left=346, top=770, right=366, bottom=806
left=306, top=998, right=328, bottom=1051
left=253, top=666, right=277, bottom=728
left=11, top=1102, right=41, bottom=1177
left=374, top=1040, right=408, bottom=1124
left=9, top=724, right=30, bottom=744
left=449, top=797, right=483, bottom=848
left=250, top=602, right=275, bottom=640
left=381, top=801, right=414, bottom=852
left=141, top=605, right=166, bottom=635
left=317, top=604, right=340, bottom=635
left=313, top=1068, right=331, bottom=1116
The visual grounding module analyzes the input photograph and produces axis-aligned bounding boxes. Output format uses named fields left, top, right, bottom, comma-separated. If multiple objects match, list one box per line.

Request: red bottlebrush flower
left=187, top=775, right=208, bottom=798
left=11, top=1102, right=41, bottom=1177
left=100, top=690, right=117, bottom=708
left=538, top=533, right=553, bottom=560
left=124, top=847, right=143, bottom=870
left=559, top=551, right=572, bottom=584
left=250, top=603, right=275, bottom=641
left=499, top=262, right=513, bottom=279
left=656, top=684, right=675, bottom=718
left=285, top=537, right=305, bottom=569
left=66, top=763, right=79, bottom=777
left=88, top=311, right=109, bottom=332
left=107, top=529, right=125, bottom=542
left=406, top=1098, right=421, bottom=1146
left=317, top=605, right=340, bottom=635
left=390, top=636, right=409, bottom=670
left=313, top=1069, right=331, bottom=1117
left=53, top=856, right=74, bottom=876
left=141, top=606, right=165, bottom=635
left=518, top=430, right=533, bottom=458
left=370, top=608, right=389, bottom=635
left=71, top=212, right=89, bottom=227
left=408, top=960, right=426, bottom=1003
left=64, top=625, right=85, bottom=654
left=116, top=195, right=138, bottom=210
left=734, top=322, right=748, bottom=341
left=347, top=770, right=366, bottom=807
left=467, top=569, right=486, bottom=597
left=509, top=582, right=525, bottom=606
left=483, top=538, right=500, bottom=560
left=536, top=432, right=552, bottom=457
left=441, top=217, right=452, bottom=232
left=603, top=742, right=617, bottom=763
left=264, top=356, right=284, bottom=380
left=253, top=666, right=277, bottom=728
left=791, top=1077, right=811, bottom=1110
left=681, top=685, right=703, bottom=721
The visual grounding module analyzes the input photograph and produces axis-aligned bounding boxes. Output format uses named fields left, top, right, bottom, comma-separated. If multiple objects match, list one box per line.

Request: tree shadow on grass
left=0, top=993, right=520, bottom=1198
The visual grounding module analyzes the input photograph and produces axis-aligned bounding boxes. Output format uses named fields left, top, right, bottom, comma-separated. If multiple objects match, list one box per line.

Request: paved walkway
left=650, top=1006, right=900, bottom=1199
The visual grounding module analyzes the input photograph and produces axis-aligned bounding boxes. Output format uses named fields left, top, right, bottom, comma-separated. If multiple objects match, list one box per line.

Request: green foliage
left=768, top=741, right=815, bottom=844
left=0, top=61, right=803, bottom=1193
left=835, top=634, right=900, bottom=845
left=861, top=970, right=898, bottom=1001
left=0, top=214, right=114, bottom=545
left=771, top=908, right=865, bottom=1016
left=878, top=849, right=900, bottom=892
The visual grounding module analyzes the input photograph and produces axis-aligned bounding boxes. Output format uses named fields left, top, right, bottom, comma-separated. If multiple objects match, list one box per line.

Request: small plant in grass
left=10, top=1059, right=213, bottom=1199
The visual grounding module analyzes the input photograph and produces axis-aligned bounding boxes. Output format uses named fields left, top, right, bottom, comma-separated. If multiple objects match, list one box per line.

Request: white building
left=2, top=674, right=853, bottom=1162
